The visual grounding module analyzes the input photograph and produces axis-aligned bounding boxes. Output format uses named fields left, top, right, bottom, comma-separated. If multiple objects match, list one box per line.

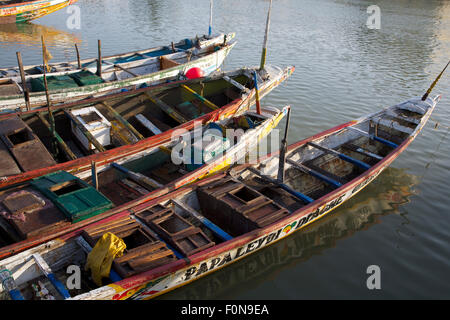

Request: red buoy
left=185, top=67, right=204, bottom=79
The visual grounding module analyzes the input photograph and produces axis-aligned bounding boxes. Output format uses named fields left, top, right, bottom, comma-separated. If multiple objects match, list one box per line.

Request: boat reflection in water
left=0, top=22, right=81, bottom=47
left=159, top=167, right=419, bottom=300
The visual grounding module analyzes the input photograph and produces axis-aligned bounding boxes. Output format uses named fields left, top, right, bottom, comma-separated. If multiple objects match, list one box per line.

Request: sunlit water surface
left=0, top=0, right=449, bottom=299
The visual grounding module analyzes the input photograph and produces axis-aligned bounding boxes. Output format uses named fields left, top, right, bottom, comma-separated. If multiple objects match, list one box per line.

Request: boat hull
left=0, top=0, right=77, bottom=24
left=0, top=65, right=295, bottom=191
left=0, top=40, right=236, bottom=113
left=67, top=95, right=439, bottom=300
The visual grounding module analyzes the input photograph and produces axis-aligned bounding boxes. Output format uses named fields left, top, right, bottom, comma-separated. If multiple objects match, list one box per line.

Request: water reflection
left=0, top=23, right=81, bottom=47
left=159, top=167, right=419, bottom=300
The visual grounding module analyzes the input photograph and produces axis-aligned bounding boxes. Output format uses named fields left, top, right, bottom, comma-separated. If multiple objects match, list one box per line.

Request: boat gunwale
left=0, top=72, right=293, bottom=259
left=0, top=42, right=237, bottom=111
left=72, top=96, right=438, bottom=299
left=0, top=0, right=70, bottom=10
left=0, top=33, right=235, bottom=74
left=0, top=64, right=295, bottom=191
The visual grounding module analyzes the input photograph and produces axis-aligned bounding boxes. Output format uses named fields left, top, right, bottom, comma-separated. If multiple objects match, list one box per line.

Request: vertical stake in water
left=208, top=0, right=213, bottom=37
left=16, top=52, right=31, bottom=111
left=277, top=107, right=291, bottom=183
left=259, top=0, right=273, bottom=71
left=75, top=44, right=81, bottom=69
left=253, top=70, right=262, bottom=115
left=421, top=60, right=450, bottom=101
left=97, top=39, right=102, bottom=77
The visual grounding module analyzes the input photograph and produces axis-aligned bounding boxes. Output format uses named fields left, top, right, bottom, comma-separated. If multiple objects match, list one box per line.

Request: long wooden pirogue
left=0, top=65, right=295, bottom=190
left=0, top=104, right=287, bottom=299
left=0, top=0, right=78, bottom=24
left=0, top=93, right=439, bottom=300
left=0, top=32, right=236, bottom=112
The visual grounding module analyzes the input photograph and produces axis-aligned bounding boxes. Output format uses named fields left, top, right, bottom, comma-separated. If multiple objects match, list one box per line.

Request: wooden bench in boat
left=135, top=205, right=215, bottom=257
left=0, top=116, right=56, bottom=172
left=82, top=217, right=177, bottom=278
left=159, top=56, right=180, bottom=70
left=197, top=177, right=290, bottom=236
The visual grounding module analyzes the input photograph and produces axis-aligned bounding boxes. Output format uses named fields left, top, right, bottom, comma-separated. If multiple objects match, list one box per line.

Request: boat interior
left=0, top=34, right=227, bottom=81
left=0, top=109, right=275, bottom=300
left=0, top=104, right=272, bottom=246
left=0, top=100, right=428, bottom=300
left=0, top=70, right=257, bottom=178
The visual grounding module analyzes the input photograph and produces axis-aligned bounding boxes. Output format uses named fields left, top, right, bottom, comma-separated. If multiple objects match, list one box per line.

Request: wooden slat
left=99, top=101, right=144, bottom=140
left=341, top=143, right=383, bottom=161
left=114, top=64, right=138, bottom=77
left=143, top=92, right=189, bottom=124
left=223, top=76, right=250, bottom=93
left=307, top=142, right=371, bottom=170
left=172, top=199, right=233, bottom=241
left=247, top=167, right=314, bottom=204
left=286, top=158, right=342, bottom=188
left=347, top=126, right=399, bottom=148
left=32, top=253, right=71, bottom=299
left=37, top=112, right=77, bottom=161
left=180, top=84, right=219, bottom=110
left=135, top=114, right=162, bottom=135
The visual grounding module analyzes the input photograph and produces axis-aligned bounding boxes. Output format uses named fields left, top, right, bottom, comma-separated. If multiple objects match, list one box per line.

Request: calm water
left=1, top=0, right=449, bottom=299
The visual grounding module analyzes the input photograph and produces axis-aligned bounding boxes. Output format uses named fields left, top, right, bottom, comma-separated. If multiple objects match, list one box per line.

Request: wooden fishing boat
left=168, top=167, right=419, bottom=300
left=0, top=65, right=294, bottom=191
left=0, top=0, right=77, bottom=24
left=0, top=93, right=440, bottom=300
left=0, top=32, right=236, bottom=113
left=0, top=105, right=287, bottom=300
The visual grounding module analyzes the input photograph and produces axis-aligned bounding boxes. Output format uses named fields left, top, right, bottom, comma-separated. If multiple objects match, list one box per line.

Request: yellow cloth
left=85, top=232, right=126, bottom=286
left=41, top=36, right=53, bottom=72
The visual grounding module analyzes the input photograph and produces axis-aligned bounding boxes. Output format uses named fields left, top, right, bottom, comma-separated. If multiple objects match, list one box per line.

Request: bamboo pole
left=16, top=52, right=31, bottom=111
left=421, top=60, right=449, bottom=101
left=75, top=44, right=81, bottom=69
left=96, top=39, right=102, bottom=77
left=259, top=0, right=273, bottom=71
left=277, top=106, right=291, bottom=183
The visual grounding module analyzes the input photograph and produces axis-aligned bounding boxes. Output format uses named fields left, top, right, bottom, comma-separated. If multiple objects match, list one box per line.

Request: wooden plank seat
left=82, top=217, right=176, bottom=278
left=135, top=206, right=215, bottom=256
left=159, top=56, right=180, bottom=70
left=197, top=177, right=290, bottom=236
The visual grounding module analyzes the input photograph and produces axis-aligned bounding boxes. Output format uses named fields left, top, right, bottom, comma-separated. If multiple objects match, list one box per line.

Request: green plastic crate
left=30, top=171, right=113, bottom=223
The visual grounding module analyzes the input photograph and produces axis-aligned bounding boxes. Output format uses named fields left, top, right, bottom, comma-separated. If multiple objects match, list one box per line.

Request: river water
left=0, top=0, right=449, bottom=299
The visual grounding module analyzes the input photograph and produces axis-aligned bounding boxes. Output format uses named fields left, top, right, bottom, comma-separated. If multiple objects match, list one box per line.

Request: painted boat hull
left=0, top=65, right=294, bottom=191
left=0, top=37, right=236, bottom=113
left=64, top=95, right=439, bottom=300
left=0, top=66, right=294, bottom=260
left=0, top=0, right=77, bottom=24
left=0, top=96, right=439, bottom=300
